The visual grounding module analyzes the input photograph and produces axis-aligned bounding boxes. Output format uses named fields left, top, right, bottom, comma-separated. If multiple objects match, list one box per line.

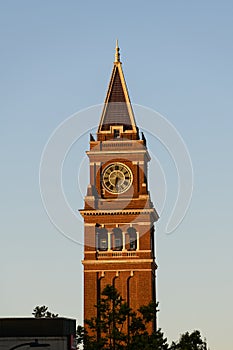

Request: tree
left=78, top=284, right=169, bottom=350
left=32, top=305, right=58, bottom=318
left=128, top=301, right=168, bottom=350
left=84, top=285, right=130, bottom=349
left=170, top=330, right=208, bottom=350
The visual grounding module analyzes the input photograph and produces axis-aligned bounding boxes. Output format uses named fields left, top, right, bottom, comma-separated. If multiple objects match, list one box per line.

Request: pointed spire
left=97, top=42, right=138, bottom=139
left=114, top=39, right=120, bottom=63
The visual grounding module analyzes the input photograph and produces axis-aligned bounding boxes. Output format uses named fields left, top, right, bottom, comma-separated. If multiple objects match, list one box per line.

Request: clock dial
left=102, top=163, right=133, bottom=194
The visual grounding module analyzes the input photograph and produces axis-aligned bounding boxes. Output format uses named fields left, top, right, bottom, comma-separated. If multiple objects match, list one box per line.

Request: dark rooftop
left=0, top=318, right=76, bottom=337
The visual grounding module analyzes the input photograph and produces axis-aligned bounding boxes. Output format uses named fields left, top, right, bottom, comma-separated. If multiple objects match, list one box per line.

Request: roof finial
left=114, top=39, right=120, bottom=63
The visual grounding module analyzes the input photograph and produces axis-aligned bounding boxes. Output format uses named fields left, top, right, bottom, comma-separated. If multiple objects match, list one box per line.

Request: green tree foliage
left=170, top=330, right=208, bottom=350
left=32, top=305, right=58, bottom=318
left=84, top=285, right=130, bottom=349
left=76, top=285, right=209, bottom=349
left=77, top=284, right=169, bottom=350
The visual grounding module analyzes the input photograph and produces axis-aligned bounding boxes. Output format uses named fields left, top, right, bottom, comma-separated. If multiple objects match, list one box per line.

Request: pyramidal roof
left=98, top=41, right=137, bottom=133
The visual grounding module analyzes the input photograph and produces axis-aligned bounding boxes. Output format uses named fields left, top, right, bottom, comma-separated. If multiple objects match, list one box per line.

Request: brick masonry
left=79, top=48, right=159, bottom=335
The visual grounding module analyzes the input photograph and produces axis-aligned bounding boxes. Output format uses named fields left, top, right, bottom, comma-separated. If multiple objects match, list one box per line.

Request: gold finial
left=114, top=39, right=120, bottom=63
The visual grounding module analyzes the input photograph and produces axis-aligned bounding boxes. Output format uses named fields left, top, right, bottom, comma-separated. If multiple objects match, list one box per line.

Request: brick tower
left=80, top=42, right=159, bottom=332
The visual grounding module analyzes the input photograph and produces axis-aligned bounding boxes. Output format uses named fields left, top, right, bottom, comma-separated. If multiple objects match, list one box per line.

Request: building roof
left=98, top=41, right=137, bottom=133
left=0, top=318, right=76, bottom=337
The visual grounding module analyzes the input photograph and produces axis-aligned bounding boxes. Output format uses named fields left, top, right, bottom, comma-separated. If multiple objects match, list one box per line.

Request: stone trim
left=82, top=259, right=155, bottom=264
left=84, top=269, right=156, bottom=272
left=80, top=208, right=157, bottom=217
left=87, top=150, right=147, bottom=155
left=84, top=250, right=152, bottom=254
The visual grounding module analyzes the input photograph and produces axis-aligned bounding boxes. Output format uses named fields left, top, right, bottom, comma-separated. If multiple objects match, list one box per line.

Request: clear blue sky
left=1, top=1, right=233, bottom=349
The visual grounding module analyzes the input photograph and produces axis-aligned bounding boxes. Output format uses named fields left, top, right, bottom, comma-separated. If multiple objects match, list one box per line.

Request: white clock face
left=102, top=163, right=133, bottom=194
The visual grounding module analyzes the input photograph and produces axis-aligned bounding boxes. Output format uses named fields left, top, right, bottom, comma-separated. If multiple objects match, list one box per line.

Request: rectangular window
left=130, top=238, right=136, bottom=250
left=115, top=238, right=122, bottom=250
left=100, top=238, right=107, bottom=250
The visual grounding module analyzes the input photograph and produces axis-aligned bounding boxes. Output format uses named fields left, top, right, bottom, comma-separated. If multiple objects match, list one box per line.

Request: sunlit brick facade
left=80, top=43, right=159, bottom=333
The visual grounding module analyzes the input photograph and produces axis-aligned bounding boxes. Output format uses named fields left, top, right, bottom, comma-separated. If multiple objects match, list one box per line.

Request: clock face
left=102, top=163, right=133, bottom=194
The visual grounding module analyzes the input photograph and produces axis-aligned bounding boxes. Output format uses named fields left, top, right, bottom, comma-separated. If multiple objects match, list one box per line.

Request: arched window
left=96, top=228, right=108, bottom=251
left=112, top=228, right=123, bottom=251
left=127, top=227, right=137, bottom=251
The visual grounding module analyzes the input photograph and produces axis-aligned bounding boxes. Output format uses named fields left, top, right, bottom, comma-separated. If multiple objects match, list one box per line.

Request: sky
left=1, top=1, right=233, bottom=349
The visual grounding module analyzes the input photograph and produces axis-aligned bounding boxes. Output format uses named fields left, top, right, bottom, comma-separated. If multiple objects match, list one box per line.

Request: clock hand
left=115, top=176, right=119, bottom=187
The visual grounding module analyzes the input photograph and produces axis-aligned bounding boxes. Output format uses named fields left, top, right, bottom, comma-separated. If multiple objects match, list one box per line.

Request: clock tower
left=80, top=42, right=159, bottom=333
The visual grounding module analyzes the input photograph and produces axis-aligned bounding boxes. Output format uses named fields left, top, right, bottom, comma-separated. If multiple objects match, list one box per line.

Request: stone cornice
left=79, top=208, right=159, bottom=221
left=82, top=259, right=157, bottom=266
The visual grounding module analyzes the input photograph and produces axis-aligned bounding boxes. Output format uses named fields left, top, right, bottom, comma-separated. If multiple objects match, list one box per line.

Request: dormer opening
left=114, top=129, right=120, bottom=139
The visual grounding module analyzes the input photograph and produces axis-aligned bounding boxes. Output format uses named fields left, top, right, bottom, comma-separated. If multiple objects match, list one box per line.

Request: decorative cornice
left=84, top=268, right=157, bottom=273
left=86, top=150, right=148, bottom=155
left=79, top=208, right=159, bottom=221
left=82, top=259, right=156, bottom=265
